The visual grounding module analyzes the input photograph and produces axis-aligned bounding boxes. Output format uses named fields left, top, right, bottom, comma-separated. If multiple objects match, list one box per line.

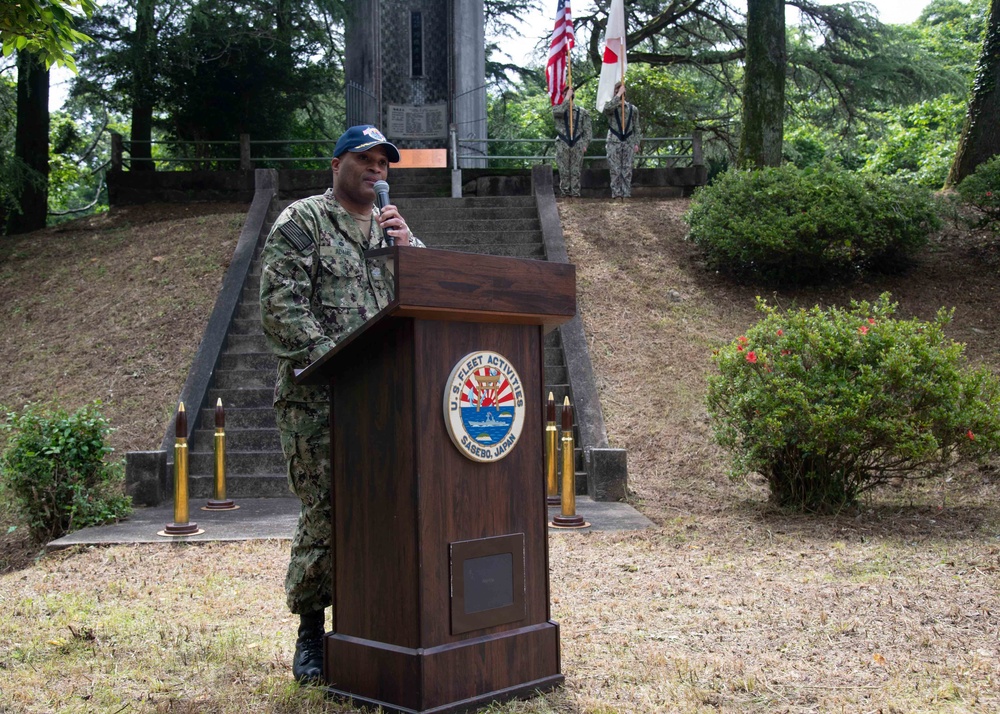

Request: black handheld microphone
left=373, top=179, right=393, bottom=246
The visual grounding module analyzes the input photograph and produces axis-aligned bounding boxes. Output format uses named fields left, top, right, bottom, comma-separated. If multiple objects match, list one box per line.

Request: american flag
left=545, top=0, right=575, bottom=105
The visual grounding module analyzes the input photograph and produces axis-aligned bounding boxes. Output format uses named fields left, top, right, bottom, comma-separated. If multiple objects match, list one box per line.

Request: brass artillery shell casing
left=550, top=396, right=588, bottom=529
left=175, top=436, right=189, bottom=523
left=545, top=392, right=559, bottom=504
left=560, top=427, right=575, bottom=517
left=204, top=398, right=237, bottom=510
left=159, top=402, right=203, bottom=536
left=174, top=403, right=189, bottom=524
left=213, top=430, right=226, bottom=500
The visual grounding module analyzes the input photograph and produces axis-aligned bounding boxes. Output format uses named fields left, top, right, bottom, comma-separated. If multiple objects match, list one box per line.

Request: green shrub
left=707, top=294, right=1000, bottom=513
left=860, top=95, right=965, bottom=188
left=686, top=164, right=941, bottom=285
left=0, top=401, right=132, bottom=542
left=956, top=154, right=1000, bottom=228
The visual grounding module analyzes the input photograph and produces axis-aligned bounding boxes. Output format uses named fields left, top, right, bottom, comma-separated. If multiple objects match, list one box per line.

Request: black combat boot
left=292, top=609, right=325, bottom=683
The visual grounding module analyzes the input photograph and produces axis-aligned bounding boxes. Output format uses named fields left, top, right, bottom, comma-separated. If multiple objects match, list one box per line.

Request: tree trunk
left=130, top=0, right=156, bottom=171
left=7, top=50, right=50, bottom=235
left=947, top=0, right=1000, bottom=186
left=737, top=0, right=787, bottom=169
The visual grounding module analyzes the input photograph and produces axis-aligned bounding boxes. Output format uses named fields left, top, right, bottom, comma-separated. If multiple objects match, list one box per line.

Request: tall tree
left=738, top=0, right=787, bottom=167
left=129, top=0, right=156, bottom=170
left=6, top=49, right=49, bottom=234
left=947, top=0, right=1000, bottom=185
left=0, top=69, right=17, bottom=232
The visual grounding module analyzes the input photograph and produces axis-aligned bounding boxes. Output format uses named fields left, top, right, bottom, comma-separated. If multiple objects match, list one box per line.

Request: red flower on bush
left=781, top=349, right=791, bottom=356
left=777, top=329, right=783, bottom=336
left=737, top=345, right=744, bottom=352
left=868, top=318, right=876, bottom=324
left=859, top=325, right=869, bottom=334
left=967, top=430, right=975, bottom=441
left=746, top=351, right=758, bottom=363
left=738, top=336, right=749, bottom=345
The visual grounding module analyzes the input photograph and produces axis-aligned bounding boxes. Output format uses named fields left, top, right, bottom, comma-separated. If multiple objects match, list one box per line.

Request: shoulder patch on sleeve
left=279, top=220, right=314, bottom=252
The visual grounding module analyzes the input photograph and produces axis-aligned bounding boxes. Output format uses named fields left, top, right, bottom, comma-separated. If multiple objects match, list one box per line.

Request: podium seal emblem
left=444, top=351, right=526, bottom=462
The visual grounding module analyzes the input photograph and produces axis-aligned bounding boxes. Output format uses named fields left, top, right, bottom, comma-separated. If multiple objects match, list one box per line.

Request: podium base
left=324, top=673, right=564, bottom=714
left=324, top=622, right=561, bottom=713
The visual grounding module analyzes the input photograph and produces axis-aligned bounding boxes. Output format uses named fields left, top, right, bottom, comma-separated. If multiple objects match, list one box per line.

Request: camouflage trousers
left=556, top=141, right=587, bottom=196
left=607, top=140, right=636, bottom=198
left=274, top=399, right=331, bottom=615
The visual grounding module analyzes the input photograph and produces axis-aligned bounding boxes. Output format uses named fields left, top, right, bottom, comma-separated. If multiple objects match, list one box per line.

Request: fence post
left=111, top=132, right=123, bottom=172
left=692, top=131, right=704, bottom=167
left=240, top=134, right=252, bottom=171
left=450, top=124, right=462, bottom=198
left=449, top=124, right=458, bottom=170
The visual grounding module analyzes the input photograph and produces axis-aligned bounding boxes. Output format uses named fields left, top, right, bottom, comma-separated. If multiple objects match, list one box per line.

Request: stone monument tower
left=344, top=0, right=486, bottom=166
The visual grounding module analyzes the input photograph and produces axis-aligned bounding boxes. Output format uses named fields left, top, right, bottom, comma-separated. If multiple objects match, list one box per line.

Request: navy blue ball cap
left=333, top=125, right=401, bottom=163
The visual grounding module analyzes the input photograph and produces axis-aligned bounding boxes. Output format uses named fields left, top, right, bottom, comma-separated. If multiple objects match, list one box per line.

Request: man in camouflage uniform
left=259, top=124, right=423, bottom=683
left=553, top=87, right=592, bottom=197
left=602, top=81, right=642, bottom=198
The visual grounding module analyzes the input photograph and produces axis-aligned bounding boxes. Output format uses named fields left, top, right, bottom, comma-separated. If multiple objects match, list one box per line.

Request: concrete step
left=418, top=231, right=542, bottom=246
left=404, top=206, right=538, bottom=222
left=218, top=352, right=277, bottom=371
left=192, top=427, right=282, bottom=452
left=234, top=303, right=263, bottom=321
left=386, top=186, right=451, bottom=198
left=544, top=347, right=563, bottom=366
left=188, top=473, right=290, bottom=499
left=199, top=406, right=276, bottom=429
left=208, top=387, right=273, bottom=409
left=415, top=218, right=539, bottom=233
left=212, top=369, right=274, bottom=389
left=241, top=283, right=260, bottom=302
left=427, top=244, right=545, bottom=258
left=229, top=318, right=263, bottom=336
left=544, top=365, right=568, bottom=383
left=394, top=196, right=535, bottom=210
left=225, top=334, right=271, bottom=354
left=189, top=450, right=286, bottom=475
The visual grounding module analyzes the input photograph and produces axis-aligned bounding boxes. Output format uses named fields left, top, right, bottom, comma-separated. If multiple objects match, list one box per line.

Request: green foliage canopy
left=0, top=0, right=94, bottom=71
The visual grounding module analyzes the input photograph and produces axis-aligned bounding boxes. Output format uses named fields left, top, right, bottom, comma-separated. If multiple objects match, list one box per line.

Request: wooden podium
left=296, top=246, right=576, bottom=714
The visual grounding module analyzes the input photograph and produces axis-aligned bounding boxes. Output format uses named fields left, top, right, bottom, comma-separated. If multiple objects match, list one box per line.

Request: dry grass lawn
left=1, top=197, right=998, bottom=713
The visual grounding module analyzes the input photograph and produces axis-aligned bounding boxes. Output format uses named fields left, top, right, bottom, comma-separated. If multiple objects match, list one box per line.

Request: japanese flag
left=595, top=0, right=626, bottom=111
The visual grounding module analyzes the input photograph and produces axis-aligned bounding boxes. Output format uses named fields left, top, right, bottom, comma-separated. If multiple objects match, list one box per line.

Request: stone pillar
left=452, top=0, right=486, bottom=167
left=345, top=0, right=379, bottom=127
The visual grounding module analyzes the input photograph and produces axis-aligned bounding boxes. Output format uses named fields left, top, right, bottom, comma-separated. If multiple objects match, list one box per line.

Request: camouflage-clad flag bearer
left=602, top=81, right=642, bottom=198
left=553, top=87, right=592, bottom=197
left=259, top=124, right=425, bottom=684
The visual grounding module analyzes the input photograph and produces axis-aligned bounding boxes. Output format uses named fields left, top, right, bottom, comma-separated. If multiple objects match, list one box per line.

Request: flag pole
left=567, top=58, right=574, bottom=138
left=619, top=47, right=625, bottom=130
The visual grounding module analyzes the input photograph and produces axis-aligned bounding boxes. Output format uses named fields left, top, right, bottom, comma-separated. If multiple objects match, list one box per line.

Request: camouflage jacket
left=602, top=99, right=642, bottom=146
left=259, top=188, right=422, bottom=404
left=553, top=98, right=593, bottom=149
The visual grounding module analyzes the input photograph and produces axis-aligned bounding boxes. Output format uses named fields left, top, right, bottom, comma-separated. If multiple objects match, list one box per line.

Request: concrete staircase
left=184, top=184, right=581, bottom=499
